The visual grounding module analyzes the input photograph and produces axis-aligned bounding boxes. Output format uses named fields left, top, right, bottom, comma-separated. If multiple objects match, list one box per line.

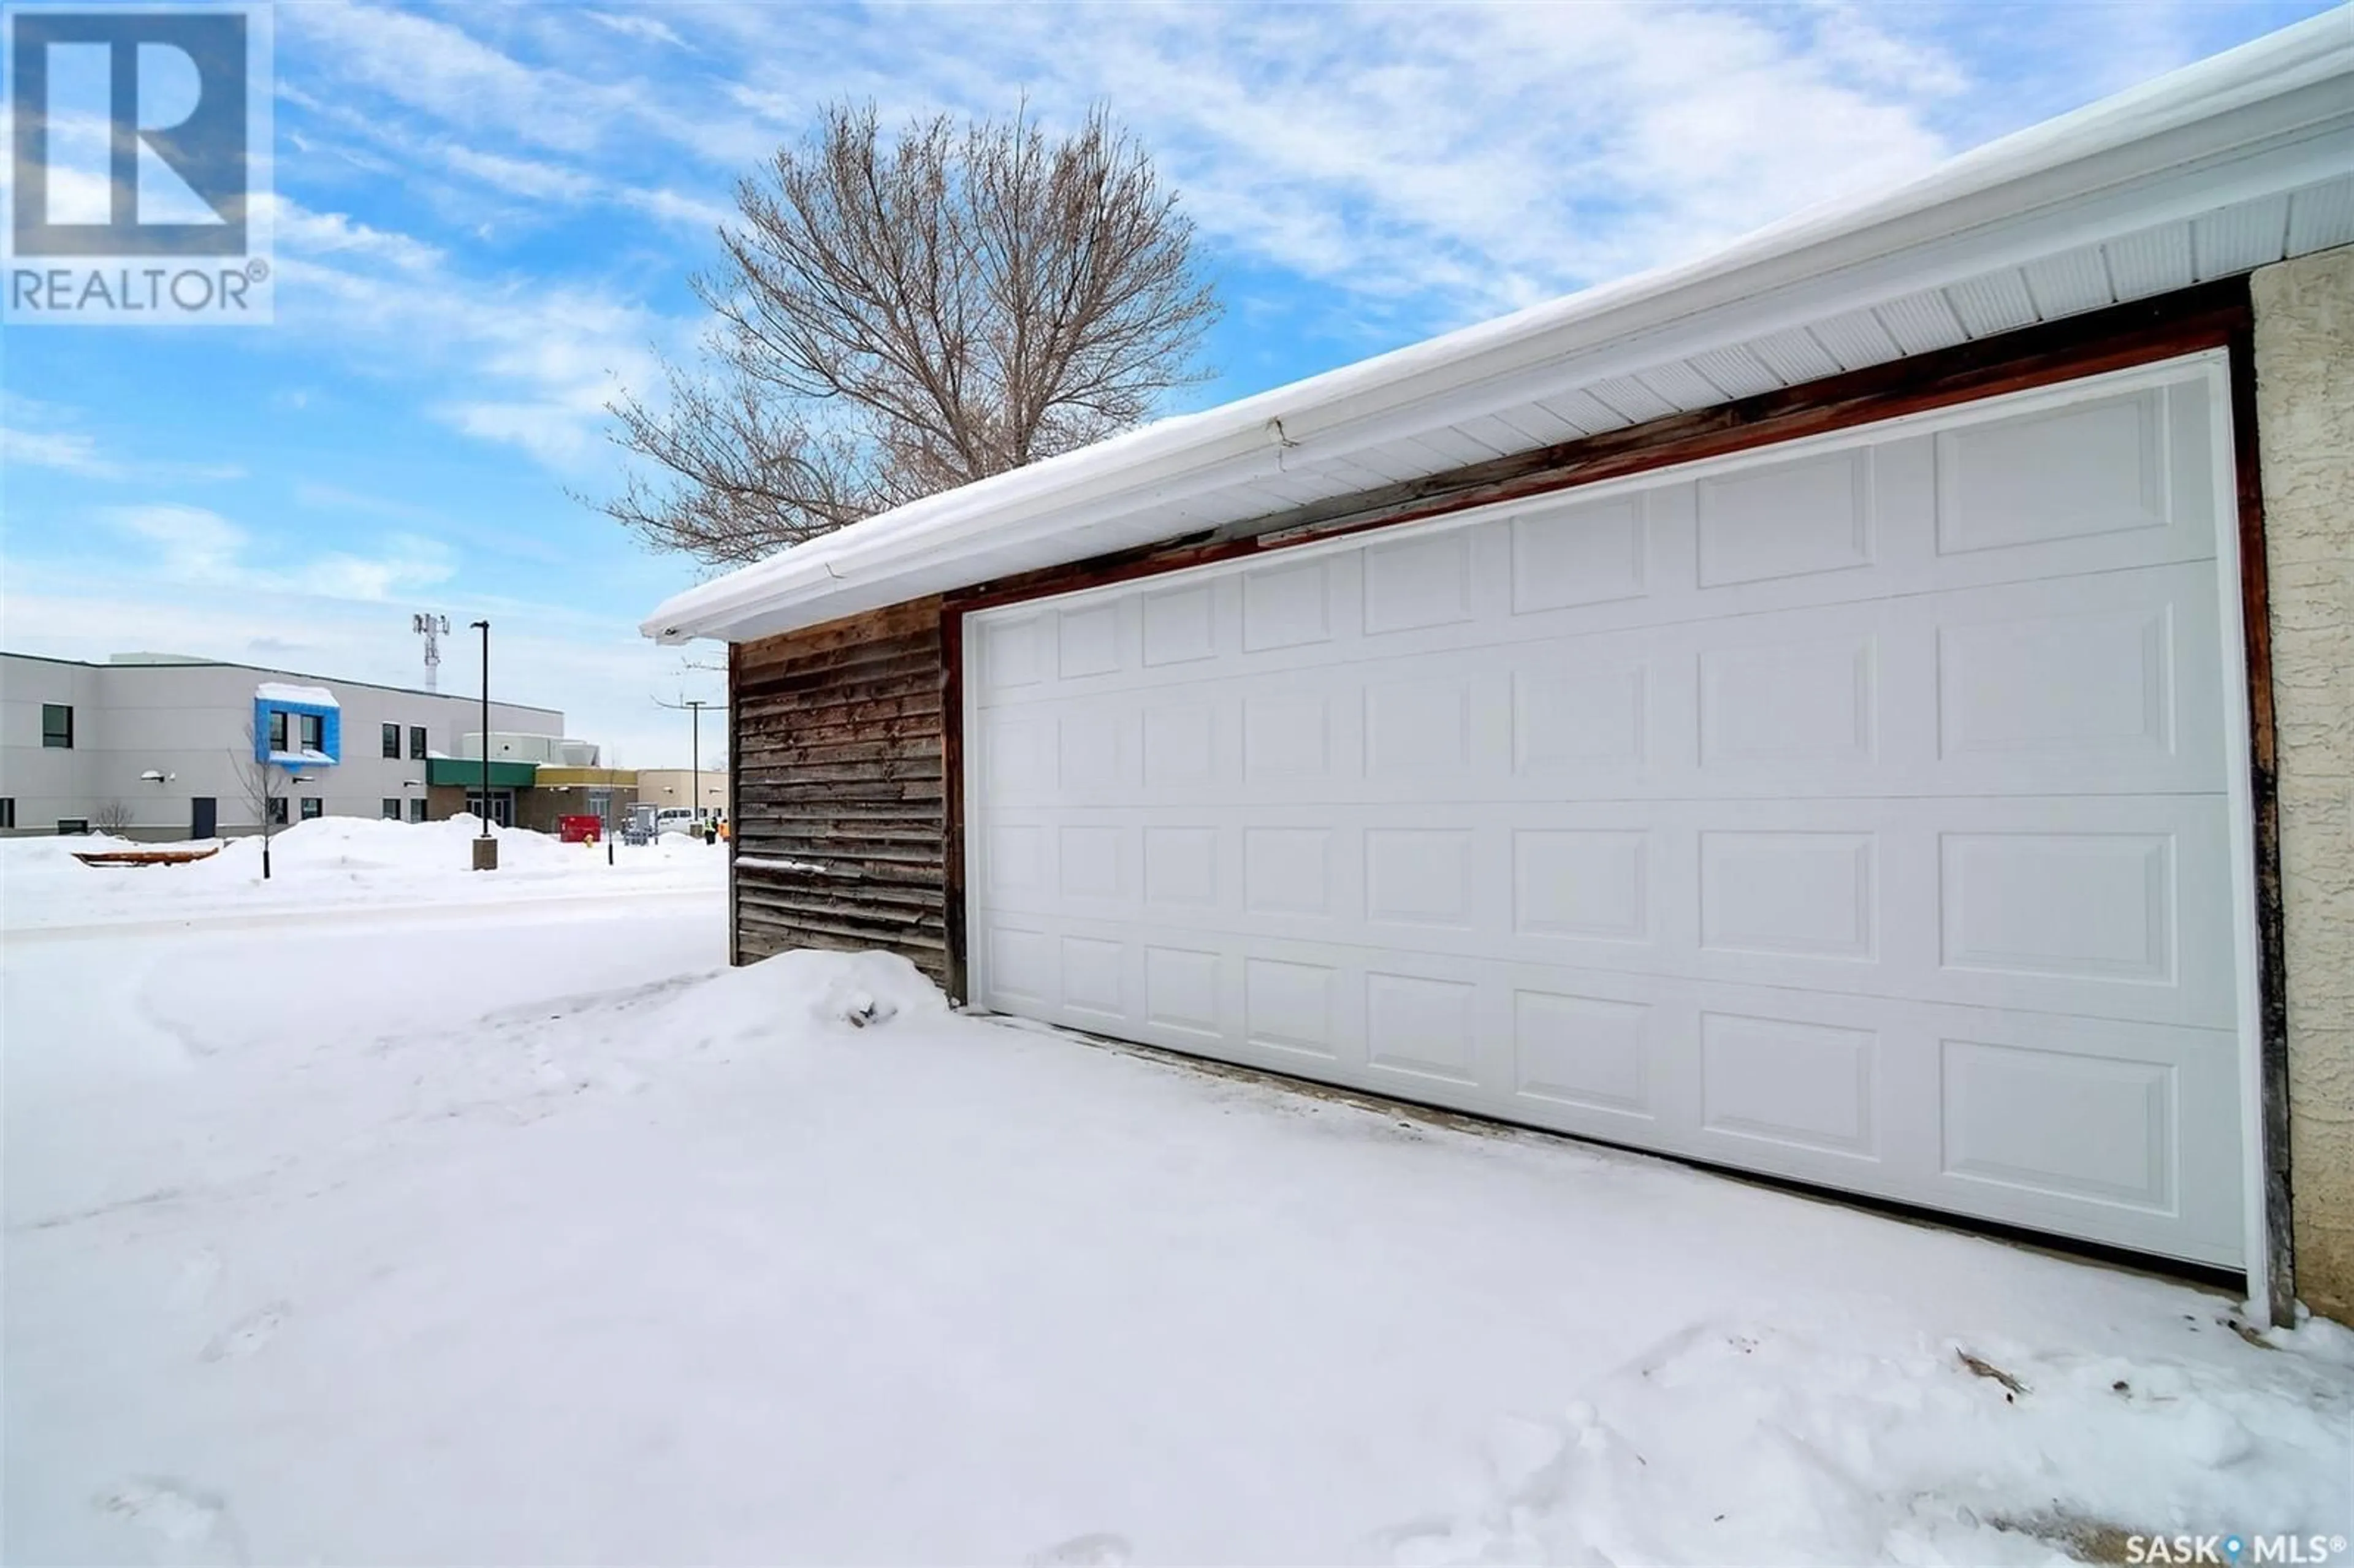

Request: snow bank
left=0, top=815, right=722, bottom=930
left=254, top=682, right=338, bottom=707
left=195, top=815, right=584, bottom=878
left=651, top=948, right=948, bottom=1046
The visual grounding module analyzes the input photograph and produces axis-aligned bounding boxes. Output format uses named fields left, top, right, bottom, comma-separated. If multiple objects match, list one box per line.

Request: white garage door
left=964, top=355, right=2255, bottom=1268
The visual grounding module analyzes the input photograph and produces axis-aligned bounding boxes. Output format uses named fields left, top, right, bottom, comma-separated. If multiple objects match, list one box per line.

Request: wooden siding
left=729, top=597, right=950, bottom=984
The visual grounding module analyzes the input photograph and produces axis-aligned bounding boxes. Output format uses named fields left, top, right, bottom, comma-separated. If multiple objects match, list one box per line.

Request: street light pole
left=689, top=699, right=704, bottom=828
left=654, top=694, right=720, bottom=843
left=470, top=618, right=497, bottom=871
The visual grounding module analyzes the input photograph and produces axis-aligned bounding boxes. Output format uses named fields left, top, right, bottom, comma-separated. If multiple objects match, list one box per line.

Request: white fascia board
left=644, top=7, right=2352, bottom=645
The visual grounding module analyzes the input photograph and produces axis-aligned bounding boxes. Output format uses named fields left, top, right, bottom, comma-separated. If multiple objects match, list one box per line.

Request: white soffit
left=646, top=7, right=2354, bottom=646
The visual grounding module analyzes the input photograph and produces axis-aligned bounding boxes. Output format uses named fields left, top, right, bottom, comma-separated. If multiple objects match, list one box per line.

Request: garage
left=652, top=26, right=2354, bottom=1315
left=962, top=356, right=2256, bottom=1268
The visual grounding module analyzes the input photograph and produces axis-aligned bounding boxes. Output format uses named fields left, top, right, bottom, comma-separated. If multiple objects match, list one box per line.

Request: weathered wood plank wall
left=729, top=596, right=950, bottom=984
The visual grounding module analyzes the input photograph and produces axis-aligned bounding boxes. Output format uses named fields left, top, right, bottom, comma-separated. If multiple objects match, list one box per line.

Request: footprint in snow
left=200, top=1303, right=288, bottom=1363
left=1027, top=1532, right=1132, bottom=1566
left=93, top=1475, right=248, bottom=1566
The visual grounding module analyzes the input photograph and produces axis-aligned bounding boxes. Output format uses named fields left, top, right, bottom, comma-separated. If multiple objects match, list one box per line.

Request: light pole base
left=473, top=837, right=499, bottom=871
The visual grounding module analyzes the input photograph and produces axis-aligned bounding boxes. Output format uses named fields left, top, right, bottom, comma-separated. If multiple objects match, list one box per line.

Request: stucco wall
left=2252, top=245, right=2354, bottom=1325
left=0, top=655, right=565, bottom=839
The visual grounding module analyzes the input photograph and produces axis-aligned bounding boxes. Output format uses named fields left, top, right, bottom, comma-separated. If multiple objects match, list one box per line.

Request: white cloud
left=293, top=535, right=458, bottom=600
left=438, top=398, right=608, bottom=470
left=257, top=0, right=1992, bottom=443
left=259, top=193, right=445, bottom=270
left=259, top=202, right=679, bottom=473
left=801, top=1, right=1960, bottom=320
left=615, top=186, right=733, bottom=234
left=278, top=0, right=779, bottom=169
left=429, top=142, right=601, bottom=204
left=1, top=419, right=246, bottom=484
left=583, top=10, right=690, bottom=50
left=278, top=0, right=611, bottom=155
left=100, top=504, right=457, bottom=601
left=674, top=0, right=2313, bottom=333
left=3, top=425, right=115, bottom=477
left=107, top=504, right=250, bottom=579
left=269, top=80, right=734, bottom=240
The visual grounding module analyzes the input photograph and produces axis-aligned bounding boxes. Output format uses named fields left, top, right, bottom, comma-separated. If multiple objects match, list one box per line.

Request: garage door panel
left=1509, top=492, right=1653, bottom=612
left=1510, top=987, right=1661, bottom=1123
left=1930, top=379, right=2214, bottom=558
left=973, top=796, right=2236, bottom=1028
left=983, top=563, right=2225, bottom=804
left=980, top=383, right=2216, bottom=716
left=1930, top=562, right=2225, bottom=793
left=966, top=357, right=2248, bottom=1267
left=967, top=913, right=2244, bottom=1263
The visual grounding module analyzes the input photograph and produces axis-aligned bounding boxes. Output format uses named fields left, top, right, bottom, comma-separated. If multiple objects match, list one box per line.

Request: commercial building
left=635, top=769, right=728, bottom=820
left=421, top=737, right=642, bottom=834
left=644, top=21, right=2354, bottom=1322
left=0, top=652, right=566, bottom=839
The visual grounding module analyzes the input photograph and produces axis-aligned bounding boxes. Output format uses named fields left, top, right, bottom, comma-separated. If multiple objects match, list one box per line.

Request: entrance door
left=465, top=790, right=515, bottom=828
left=191, top=797, right=217, bottom=838
left=962, top=355, right=2253, bottom=1268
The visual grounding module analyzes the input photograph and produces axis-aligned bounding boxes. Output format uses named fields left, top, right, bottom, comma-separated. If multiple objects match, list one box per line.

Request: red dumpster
left=558, top=814, right=602, bottom=844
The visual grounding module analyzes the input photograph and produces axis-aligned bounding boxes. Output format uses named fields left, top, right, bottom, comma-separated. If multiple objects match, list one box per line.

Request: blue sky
left=0, top=0, right=2334, bottom=767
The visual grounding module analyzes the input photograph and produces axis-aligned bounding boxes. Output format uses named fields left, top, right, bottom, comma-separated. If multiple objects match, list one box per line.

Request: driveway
left=6, top=895, right=2348, bottom=1564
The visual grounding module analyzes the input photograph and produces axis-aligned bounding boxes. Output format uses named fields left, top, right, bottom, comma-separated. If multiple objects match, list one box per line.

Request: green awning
left=426, top=758, right=539, bottom=788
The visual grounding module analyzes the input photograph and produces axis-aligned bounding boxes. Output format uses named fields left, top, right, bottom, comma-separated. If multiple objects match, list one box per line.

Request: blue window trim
left=253, top=696, right=341, bottom=767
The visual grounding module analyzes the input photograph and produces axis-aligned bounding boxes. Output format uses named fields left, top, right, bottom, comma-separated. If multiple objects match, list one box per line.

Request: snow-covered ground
left=4, top=841, right=2349, bottom=1565
left=0, top=815, right=724, bottom=933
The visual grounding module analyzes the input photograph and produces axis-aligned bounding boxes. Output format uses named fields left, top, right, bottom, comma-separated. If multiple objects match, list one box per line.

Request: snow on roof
left=256, top=682, right=339, bottom=708
left=644, top=10, right=2354, bottom=647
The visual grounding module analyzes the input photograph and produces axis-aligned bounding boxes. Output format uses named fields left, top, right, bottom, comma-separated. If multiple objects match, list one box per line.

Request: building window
left=381, top=798, right=401, bottom=820
left=382, top=722, right=400, bottom=758
left=409, top=725, right=427, bottom=760
left=300, top=797, right=323, bottom=821
left=268, top=710, right=288, bottom=752
left=41, top=703, right=73, bottom=748
left=408, top=798, right=428, bottom=823
left=267, top=796, right=289, bottom=826
left=299, top=712, right=324, bottom=752
left=56, top=817, right=90, bottom=835
left=0, top=798, right=13, bottom=829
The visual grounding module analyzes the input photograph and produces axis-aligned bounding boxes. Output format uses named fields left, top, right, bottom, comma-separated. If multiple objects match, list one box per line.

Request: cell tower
left=412, top=612, right=451, bottom=693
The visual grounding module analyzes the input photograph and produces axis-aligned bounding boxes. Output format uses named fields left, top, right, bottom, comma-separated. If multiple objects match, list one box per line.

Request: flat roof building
left=0, top=652, right=565, bottom=840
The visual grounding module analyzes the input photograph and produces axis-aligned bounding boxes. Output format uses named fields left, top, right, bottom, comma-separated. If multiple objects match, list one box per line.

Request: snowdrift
left=653, top=949, right=950, bottom=1046
left=1, top=815, right=722, bottom=929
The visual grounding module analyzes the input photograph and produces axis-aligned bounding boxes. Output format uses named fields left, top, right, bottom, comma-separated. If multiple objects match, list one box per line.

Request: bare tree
left=231, top=723, right=284, bottom=880
left=594, top=101, right=1221, bottom=565
left=91, top=800, right=135, bottom=835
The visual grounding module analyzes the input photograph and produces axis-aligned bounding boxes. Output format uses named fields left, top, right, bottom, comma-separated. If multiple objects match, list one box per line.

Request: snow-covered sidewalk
left=4, top=888, right=2348, bottom=1564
